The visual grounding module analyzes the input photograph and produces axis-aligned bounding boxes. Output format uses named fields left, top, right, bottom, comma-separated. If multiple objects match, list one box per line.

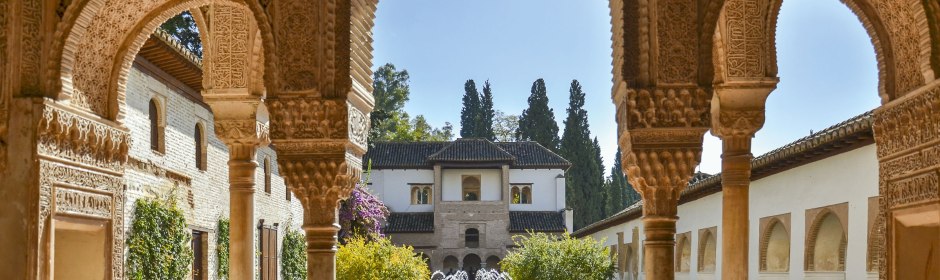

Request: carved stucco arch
left=50, top=0, right=275, bottom=122
left=710, top=0, right=937, bottom=103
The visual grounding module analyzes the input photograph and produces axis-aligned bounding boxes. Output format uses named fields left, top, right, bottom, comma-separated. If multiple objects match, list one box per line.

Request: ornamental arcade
left=0, top=1, right=937, bottom=280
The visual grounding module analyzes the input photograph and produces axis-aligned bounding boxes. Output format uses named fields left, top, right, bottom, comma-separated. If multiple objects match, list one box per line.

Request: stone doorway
left=52, top=218, right=109, bottom=280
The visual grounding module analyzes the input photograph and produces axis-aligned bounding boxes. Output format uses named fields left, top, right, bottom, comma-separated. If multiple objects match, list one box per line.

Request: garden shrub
left=126, top=198, right=193, bottom=280
left=501, top=232, right=614, bottom=280
left=217, top=219, right=230, bottom=280
left=281, top=227, right=307, bottom=280
left=338, top=184, right=389, bottom=243
left=336, top=237, right=430, bottom=280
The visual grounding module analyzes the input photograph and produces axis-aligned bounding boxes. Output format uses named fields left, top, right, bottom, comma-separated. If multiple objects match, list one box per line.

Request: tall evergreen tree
left=517, top=79, right=560, bottom=150
left=460, top=80, right=481, bottom=138
left=559, top=80, right=604, bottom=229
left=479, top=81, right=497, bottom=141
left=160, top=12, right=202, bottom=57
left=611, top=148, right=639, bottom=207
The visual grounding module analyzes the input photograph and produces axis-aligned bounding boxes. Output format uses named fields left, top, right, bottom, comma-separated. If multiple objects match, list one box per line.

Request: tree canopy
left=517, top=79, right=560, bottom=150
left=559, top=80, right=605, bottom=229
left=159, top=12, right=202, bottom=57
left=370, top=63, right=453, bottom=142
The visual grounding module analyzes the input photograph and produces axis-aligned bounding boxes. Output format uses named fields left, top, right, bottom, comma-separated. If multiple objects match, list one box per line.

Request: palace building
left=574, top=113, right=887, bottom=280
left=364, top=139, right=573, bottom=273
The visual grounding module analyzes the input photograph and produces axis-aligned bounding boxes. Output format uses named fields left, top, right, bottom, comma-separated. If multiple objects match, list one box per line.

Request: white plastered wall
left=442, top=169, right=502, bottom=201
left=368, top=169, right=435, bottom=212
left=508, top=169, right=566, bottom=211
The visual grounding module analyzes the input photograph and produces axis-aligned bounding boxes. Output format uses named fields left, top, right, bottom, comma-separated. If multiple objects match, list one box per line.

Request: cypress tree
left=460, top=80, right=481, bottom=138
left=517, top=79, right=560, bottom=150
left=611, top=148, right=640, bottom=207
left=559, top=80, right=604, bottom=229
left=479, top=81, right=497, bottom=141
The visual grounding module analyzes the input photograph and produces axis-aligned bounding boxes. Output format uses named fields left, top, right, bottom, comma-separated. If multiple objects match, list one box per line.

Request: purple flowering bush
left=338, top=184, right=390, bottom=243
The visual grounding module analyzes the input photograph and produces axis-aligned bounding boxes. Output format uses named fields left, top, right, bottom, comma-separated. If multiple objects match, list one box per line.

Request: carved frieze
left=713, top=109, right=765, bottom=139
left=126, top=156, right=193, bottom=187
left=214, top=119, right=268, bottom=145
left=267, top=97, right=347, bottom=140
left=879, top=145, right=940, bottom=181
left=54, top=187, right=112, bottom=219
left=620, top=87, right=711, bottom=129
left=37, top=104, right=130, bottom=172
left=873, top=85, right=940, bottom=159
left=885, top=171, right=939, bottom=208
left=347, top=102, right=369, bottom=150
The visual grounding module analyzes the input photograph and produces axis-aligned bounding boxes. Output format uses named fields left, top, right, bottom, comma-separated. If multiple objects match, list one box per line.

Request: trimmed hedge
left=281, top=227, right=307, bottom=280
left=336, top=237, right=429, bottom=280
left=501, top=232, right=614, bottom=280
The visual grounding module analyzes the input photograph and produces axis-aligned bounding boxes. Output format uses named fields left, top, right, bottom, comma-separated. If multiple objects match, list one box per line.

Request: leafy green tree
left=479, top=80, right=497, bottom=140
left=493, top=110, right=520, bottom=142
left=126, top=199, right=193, bottom=280
left=460, top=80, right=482, bottom=138
left=501, top=232, right=614, bottom=280
left=281, top=228, right=307, bottom=280
left=559, top=80, right=605, bottom=229
left=336, top=237, right=430, bottom=280
left=160, top=11, right=202, bottom=57
left=517, top=79, right=560, bottom=150
left=370, top=63, right=452, bottom=142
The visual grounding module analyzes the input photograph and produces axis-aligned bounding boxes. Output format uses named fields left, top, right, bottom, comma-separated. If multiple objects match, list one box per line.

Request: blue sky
left=372, top=0, right=880, bottom=175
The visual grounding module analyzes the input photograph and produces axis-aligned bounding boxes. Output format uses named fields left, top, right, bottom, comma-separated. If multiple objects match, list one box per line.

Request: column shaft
left=305, top=222, right=339, bottom=280
left=227, top=144, right=258, bottom=280
left=644, top=216, right=678, bottom=280
left=721, top=136, right=753, bottom=280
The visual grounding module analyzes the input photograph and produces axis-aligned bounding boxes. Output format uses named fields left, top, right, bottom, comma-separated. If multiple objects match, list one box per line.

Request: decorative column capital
left=709, top=81, right=776, bottom=141
left=620, top=128, right=707, bottom=218
left=279, top=154, right=362, bottom=226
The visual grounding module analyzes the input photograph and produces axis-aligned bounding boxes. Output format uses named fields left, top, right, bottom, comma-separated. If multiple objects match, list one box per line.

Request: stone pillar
left=210, top=115, right=267, bottom=280
left=621, top=127, right=708, bottom=280
left=711, top=83, right=774, bottom=280
left=268, top=97, right=370, bottom=280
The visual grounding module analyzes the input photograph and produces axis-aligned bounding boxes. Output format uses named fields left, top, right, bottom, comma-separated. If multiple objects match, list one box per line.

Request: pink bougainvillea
left=338, top=184, right=389, bottom=243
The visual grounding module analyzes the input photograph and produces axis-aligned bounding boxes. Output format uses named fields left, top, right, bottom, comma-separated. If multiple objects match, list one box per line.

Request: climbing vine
left=281, top=227, right=307, bottom=280
left=126, top=198, right=193, bottom=280
left=217, top=219, right=230, bottom=280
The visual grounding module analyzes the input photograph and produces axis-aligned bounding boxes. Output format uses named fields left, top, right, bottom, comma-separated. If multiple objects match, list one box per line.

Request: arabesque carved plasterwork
left=657, top=0, right=699, bottom=84
left=620, top=128, right=705, bottom=217
left=278, top=157, right=362, bottom=225
left=208, top=4, right=251, bottom=90
left=214, top=119, right=268, bottom=144
left=869, top=0, right=929, bottom=97
left=347, top=102, right=369, bottom=150
left=54, top=187, right=113, bottom=218
left=619, top=87, right=711, bottom=129
left=38, top=104, right=130, bottom=172
left=722, top=0, right=767, bottom=78
left=267, top=97, right=348, bottom=140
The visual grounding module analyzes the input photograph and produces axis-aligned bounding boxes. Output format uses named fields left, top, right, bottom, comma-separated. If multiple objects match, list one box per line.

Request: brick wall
left=123, top=57, right=305, bottom=280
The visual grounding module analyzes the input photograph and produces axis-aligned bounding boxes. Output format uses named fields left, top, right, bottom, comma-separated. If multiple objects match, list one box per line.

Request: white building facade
left=575, top=113, right=882, bottom=280
left=364, top=139, right=573, bottom=273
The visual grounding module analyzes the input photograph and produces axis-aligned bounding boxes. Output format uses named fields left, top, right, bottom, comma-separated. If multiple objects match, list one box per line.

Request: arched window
left=511, top=185, right=532, bottom=204
left=761, top=219, right=790, bottom=272
left=465, top=228, right=479, bottom=248
left=807, top=212, right=846, bottom=271
left=462, top=254, right=481, bottom=275
left=411, top=185, right=431, bottom=205
left=485, top=255, right=501, bottom=271
left=676, top=234, right=691, bottom=272
left=263, top=157, right=272, bottom=194
left=194, top=123, right=206, bottom=171
left=148, top=98, right=164, bottom=153
left=698, top=229, right=717, bottom=272
left=443, top=256, right=459, bottom=273
left=462, top=176, right=481, bottom=201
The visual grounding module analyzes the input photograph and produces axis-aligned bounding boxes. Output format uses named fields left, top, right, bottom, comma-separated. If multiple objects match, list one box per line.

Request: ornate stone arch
left=804, top=207, right=848, bottom=272
left=710, top=0, right=937, bottom=103
left=49, top=0, right=274, bottom=121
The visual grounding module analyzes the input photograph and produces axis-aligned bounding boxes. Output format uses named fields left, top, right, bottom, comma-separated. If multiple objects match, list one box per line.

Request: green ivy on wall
left=217, top=219, right=230, bottom=280
left=126, top=198, right=194, bottom=280
left=281, top=227, right=307, bottom=280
